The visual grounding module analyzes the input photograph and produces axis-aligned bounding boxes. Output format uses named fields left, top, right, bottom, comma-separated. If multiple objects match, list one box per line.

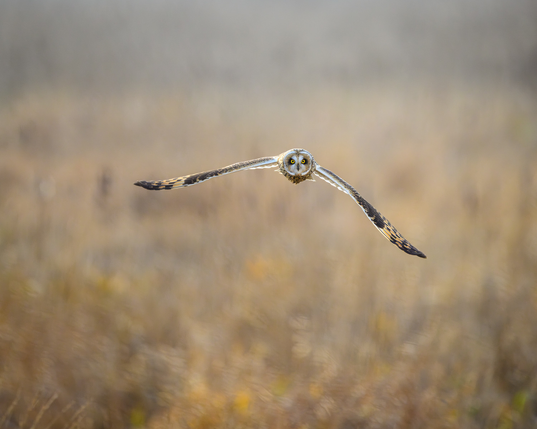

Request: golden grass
left=0, top=84, right=536, bottom=428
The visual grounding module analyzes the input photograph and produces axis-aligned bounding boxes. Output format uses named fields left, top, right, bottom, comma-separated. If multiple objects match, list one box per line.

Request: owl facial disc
left=282, top=148, right=314, bottom=178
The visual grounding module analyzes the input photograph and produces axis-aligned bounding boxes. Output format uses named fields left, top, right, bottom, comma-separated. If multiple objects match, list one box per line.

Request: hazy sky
left=0, top=0, right=535, bottom=97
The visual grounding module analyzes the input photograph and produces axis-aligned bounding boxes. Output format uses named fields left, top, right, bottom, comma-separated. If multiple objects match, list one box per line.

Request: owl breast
left=282, top=172, right=310, bottom=184
left=278, top=148, right=316, bottom=184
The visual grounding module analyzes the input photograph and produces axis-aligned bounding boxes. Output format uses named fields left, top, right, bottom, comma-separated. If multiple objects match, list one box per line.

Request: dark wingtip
left=134, top=180, right=153, bottom=189
left=412, top=248, right=427, bottom=258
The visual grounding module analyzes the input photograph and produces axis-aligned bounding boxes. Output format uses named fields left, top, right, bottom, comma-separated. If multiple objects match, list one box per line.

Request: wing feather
left=314, top=166, right=426, bottom=258
left=134, top=156, right=279, bottom=190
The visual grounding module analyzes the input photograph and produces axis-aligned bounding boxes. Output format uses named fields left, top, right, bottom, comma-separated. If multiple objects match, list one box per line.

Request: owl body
left=135, top=148, right=426, bottom=258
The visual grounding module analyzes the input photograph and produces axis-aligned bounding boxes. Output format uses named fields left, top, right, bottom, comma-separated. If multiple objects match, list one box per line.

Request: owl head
left=278, top=148, right=316, bottom=184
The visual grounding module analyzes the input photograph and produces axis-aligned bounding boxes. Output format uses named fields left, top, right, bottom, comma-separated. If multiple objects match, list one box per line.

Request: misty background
left=1, top=0, right=536, bottom=98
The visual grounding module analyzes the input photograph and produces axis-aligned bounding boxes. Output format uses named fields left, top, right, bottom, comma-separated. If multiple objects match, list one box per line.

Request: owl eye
left=289, top=159, right=296, bottom=164
left=301, top=159, right=307, bottom=164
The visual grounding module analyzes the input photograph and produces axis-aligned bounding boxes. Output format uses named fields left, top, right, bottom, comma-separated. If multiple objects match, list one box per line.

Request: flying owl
left=135, top=148, right=426, bottom=258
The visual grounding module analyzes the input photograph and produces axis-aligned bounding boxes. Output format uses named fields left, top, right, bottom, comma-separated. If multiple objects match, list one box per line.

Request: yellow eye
left=289, top=159, right=295, bottom=164
left=301, top=159, right=307, bottom=164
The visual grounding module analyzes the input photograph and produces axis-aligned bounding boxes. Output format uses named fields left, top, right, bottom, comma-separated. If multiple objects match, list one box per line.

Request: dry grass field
left=0, top=83, right=536, bottom=428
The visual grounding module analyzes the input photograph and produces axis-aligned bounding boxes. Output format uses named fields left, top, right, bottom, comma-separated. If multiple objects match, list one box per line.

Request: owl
left=135, top=148, right=426, bottom=258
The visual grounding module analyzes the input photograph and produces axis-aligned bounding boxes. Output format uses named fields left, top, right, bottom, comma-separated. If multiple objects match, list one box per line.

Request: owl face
left=279, top=149, right=315, bottom=183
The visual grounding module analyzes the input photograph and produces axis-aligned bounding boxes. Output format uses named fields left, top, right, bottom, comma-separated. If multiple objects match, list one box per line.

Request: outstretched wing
left=134, top=156, right=279, bottom=190
left=314, top=165, right=426, bottom=258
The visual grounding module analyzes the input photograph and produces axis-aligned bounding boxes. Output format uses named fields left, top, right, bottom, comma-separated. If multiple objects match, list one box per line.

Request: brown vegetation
left=0, top=85, right=536, bottom=428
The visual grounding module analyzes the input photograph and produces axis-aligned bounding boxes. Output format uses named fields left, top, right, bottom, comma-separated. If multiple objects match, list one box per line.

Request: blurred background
left=1, top=0, right=537, bottom=427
